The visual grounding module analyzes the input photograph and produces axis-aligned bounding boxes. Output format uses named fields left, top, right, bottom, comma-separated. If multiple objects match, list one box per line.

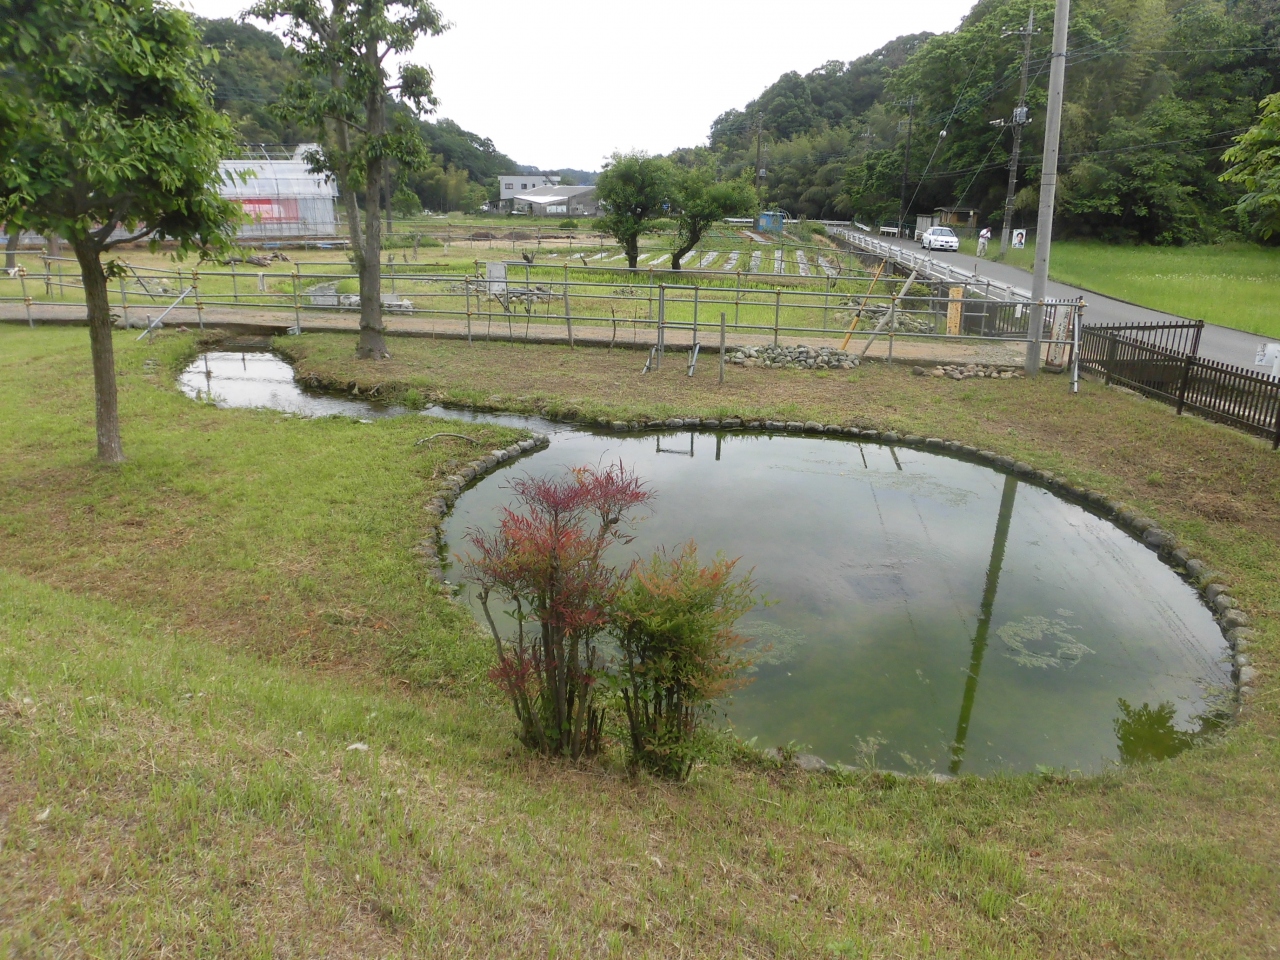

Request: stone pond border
left=413, top=410, right=1255, bottom=774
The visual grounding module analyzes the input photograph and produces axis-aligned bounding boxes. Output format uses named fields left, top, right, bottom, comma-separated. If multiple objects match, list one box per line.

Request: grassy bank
left=967, top=240, right=1280, bottom=337
left=2, top=325, right=1278, bottom=957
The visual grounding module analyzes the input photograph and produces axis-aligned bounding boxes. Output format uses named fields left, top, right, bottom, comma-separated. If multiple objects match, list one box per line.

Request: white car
left=920, top=226, right=960, bottom=252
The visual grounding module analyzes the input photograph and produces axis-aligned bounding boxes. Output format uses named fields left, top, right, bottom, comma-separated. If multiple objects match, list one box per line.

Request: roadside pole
left=1026, top=0, right=1071, bottom=377
left=999, top=9, right=1035, bottom=257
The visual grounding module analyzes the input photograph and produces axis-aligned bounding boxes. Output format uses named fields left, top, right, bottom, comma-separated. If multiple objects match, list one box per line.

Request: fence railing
left=4, top=254, right=1083, bottom=359
left=1079, top=323, right=1280, bottom=448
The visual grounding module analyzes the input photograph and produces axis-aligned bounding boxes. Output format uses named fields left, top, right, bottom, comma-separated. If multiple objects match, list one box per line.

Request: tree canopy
left=689, top=0, right=1280, bottom=244
left=0, top=0, right=240, bottom=462
left=198, top=16, right=517, bottom=211
left=669, top=171, right=758, bottom=270
left=247, top=0, right=445, bottom=358
left=595, top=153, right=675, bottom=269
left=1222, top=93, right=1280, bottom=239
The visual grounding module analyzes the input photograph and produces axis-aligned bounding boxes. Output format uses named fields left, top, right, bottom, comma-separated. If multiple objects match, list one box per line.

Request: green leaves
left=0, top=0, right=240, bottom=256
left=595, top=152, right=675, bottom=267
left=1222, top=93, right=1280, bottom=240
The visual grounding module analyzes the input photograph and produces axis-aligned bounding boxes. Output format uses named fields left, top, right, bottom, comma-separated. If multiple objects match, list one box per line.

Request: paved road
left=856, top=232, right=1267, bottom=368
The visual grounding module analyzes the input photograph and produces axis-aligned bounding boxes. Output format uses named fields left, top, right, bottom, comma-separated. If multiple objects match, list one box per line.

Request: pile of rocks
left=729, top=344, right=860, bottom=370
left=913, top=363, right=1022, bottom=380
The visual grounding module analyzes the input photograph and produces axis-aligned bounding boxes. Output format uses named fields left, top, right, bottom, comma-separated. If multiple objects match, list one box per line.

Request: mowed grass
left=2, top=324, right=1279, bottom=957
left=983, top=240, right=1280, bottom=337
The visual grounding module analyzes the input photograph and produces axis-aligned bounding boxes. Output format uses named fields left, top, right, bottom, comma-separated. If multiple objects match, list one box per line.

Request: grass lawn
left=967, top=240, right=1280, bottom=338
left=2, top=324, right=1279, bottom=957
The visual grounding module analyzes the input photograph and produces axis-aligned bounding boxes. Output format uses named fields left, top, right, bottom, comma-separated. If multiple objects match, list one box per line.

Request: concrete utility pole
left=754, top=112, right=764, bottom=196
left=1026, top=0, right=1071, bottom=377
left=897, top=96, right=915, bottom=235
left=999, top=9, right=1035, bottom=256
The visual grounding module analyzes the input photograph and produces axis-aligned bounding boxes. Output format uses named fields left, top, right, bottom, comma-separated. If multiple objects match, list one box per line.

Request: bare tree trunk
left=73, top=236, right=124, bottom=464
left=5, top=228, right=18, bottom=270
left=625, top=237, right=639, bottom=270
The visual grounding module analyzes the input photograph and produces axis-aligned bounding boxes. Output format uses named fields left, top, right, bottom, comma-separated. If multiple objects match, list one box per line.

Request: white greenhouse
left=218, top=145, right=340, bottom=239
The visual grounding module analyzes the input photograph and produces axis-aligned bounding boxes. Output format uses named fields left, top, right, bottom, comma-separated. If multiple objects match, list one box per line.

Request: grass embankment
left=3, top=325, right=1279, bottom=957
left=967, top=239, right=1280, bottom=338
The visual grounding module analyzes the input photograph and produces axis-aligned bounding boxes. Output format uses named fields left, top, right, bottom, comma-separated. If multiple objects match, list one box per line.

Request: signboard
left=485, top=261, right=507, bottom=298
left=1256, top=342, right=1280, bottom=377
left=237, top=198, right=299, bottom=223
left=1011, top=229, right=1027, bottom=249
left=946, top=286, right=964, bottom=336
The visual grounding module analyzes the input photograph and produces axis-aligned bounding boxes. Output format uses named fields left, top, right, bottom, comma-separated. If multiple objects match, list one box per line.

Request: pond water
left=180, top=351, right=1232, bottom=775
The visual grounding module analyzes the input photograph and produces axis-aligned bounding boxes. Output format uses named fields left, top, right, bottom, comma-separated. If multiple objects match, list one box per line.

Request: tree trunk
left=73, top=237, right=124, bottom=463
left=625, top=237, right=639, bottom=270
left=355, top=48, right=389, bottom=361
left=5, top=228, right=18, bottom=270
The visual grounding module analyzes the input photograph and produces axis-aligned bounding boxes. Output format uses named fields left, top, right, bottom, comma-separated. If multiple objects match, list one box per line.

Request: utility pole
left=999, top=9, right=1035, bottom=256
left=897, top=96, right=915, bottom=236
left=1026, top=0, right=1071, bottom=377
left=754, top=112, right=764, bottom=197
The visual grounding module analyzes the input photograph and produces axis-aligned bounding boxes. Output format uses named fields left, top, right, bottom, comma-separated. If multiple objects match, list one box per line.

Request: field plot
left=987, top=240, right=1280, bottom=337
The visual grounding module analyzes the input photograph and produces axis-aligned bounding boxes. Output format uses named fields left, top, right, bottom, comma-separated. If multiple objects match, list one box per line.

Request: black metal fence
left=1079, top=321, right=1280, bottom=448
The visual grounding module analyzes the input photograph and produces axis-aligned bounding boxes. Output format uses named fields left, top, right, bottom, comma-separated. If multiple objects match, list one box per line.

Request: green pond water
left=443, top=429, right=1231, bottom=775
left=175, top=351, right=1232, bottom=775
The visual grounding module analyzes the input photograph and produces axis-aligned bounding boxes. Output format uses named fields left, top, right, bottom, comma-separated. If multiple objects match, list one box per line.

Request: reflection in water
left=447, top=430, right=1231, bottom=775
left=949, top=474, right=1017, bottom=775
left=177, top=351, right=1233, bottom=775
left=1114, top=699, right=1224, bottom=764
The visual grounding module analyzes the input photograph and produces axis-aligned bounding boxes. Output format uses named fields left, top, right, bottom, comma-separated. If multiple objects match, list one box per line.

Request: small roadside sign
left=1255, top=342, right=1280, bottom=377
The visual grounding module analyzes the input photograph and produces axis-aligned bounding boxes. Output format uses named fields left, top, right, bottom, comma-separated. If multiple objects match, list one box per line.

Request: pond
left=180, top=351, right=1232, bottom=775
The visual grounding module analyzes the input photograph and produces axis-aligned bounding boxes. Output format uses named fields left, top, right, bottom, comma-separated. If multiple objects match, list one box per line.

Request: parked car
left=920, top=226, right=960, bottom=252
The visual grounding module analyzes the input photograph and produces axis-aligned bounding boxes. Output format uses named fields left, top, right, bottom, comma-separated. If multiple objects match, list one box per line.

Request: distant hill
left=515, top=165, right=599, bottom=185
left=198, top=17, right=519, bottom=210
left=689, top=0, right=1280, bottom=244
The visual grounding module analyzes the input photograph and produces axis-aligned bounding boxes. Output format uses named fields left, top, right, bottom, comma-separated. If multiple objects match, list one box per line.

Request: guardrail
left=828, top=226, right=1028, bottom=303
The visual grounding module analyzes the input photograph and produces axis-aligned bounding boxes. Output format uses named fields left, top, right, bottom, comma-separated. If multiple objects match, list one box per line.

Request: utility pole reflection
left=948, top=474, right=1018, bottom=775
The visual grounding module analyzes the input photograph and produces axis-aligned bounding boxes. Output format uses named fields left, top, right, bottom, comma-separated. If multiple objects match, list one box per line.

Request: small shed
left=218, top=145, right=340, bottom=239
left=934, top=207, right=978, bottom=228
left=755, top=211, right=785, bottom=233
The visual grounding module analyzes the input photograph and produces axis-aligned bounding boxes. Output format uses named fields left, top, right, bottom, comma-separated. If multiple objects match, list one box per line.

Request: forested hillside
left=698, top=0, right=1280, bottom=243
left=199, top=18, right=522, bottom=212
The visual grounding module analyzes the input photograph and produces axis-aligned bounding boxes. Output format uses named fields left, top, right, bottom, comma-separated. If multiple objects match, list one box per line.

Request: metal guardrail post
left=719, top=311, right=726, bottom=385
left=692, top=286, right=699, bottom=344
left=656, top=284, right=664, bottom=370
left=564, top=276, right=573, bottom=348
left=118, top=277, right=129, bottom=328
left=774, top=289, right=781, bottom=346
left=292, top=268, right=301, bottom=334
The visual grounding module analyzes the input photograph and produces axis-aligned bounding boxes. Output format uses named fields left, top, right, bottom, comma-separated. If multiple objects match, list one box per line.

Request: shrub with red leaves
left=463, top=463, right=653, bottom=759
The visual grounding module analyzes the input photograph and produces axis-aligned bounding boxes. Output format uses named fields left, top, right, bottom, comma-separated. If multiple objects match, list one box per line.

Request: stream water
left=180, top=351, right=1232, bottom=775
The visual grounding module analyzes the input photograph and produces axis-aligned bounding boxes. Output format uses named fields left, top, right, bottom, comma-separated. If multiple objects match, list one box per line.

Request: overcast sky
left=180, top=0, right=969, bottom=171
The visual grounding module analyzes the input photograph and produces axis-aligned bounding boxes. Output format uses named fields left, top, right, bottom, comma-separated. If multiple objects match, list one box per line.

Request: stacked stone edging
left=414, top=434, right=551, bottom=580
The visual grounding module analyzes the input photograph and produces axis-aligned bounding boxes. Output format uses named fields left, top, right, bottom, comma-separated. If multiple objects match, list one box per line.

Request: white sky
left=180, top=0, right=969, bottom=171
